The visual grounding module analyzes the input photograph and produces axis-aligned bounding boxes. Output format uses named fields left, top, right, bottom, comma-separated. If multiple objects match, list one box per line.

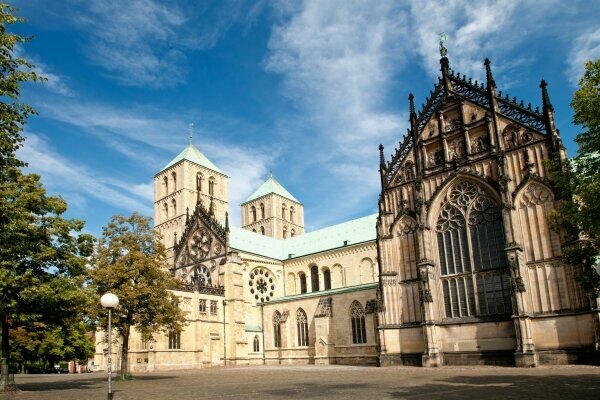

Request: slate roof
left=242, top=175, right=299, bottom=204
left=229, top=213, right=378, bottom=260
left=159, top=144, right=223, bottom=174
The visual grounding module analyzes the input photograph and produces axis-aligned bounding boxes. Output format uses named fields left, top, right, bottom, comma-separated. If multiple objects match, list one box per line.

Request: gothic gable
left=172, top=200, right=229, bottom=288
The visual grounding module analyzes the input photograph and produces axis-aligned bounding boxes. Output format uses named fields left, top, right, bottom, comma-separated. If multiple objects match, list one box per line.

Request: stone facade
left=377, top=54, right=600, bottom=367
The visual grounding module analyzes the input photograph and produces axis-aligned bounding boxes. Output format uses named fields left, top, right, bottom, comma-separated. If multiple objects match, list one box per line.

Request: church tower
left=241, top=174, right=304, bottom=239
left=154, top=142, right=228, bottom=262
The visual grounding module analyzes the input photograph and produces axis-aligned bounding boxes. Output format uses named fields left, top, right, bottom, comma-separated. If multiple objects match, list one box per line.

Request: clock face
left=189, top=229, right=211, bottom=262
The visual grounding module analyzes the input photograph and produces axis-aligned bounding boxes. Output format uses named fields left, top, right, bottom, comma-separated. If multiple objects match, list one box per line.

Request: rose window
left=249, top=268, right=275, bottom=302
left=190, top=230, right=211, bottom=261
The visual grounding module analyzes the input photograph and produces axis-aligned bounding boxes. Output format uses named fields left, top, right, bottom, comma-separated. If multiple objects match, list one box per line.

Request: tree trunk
left=1, top=313, right=15, bottom=391
left=120, top=324, right=130, bottom=380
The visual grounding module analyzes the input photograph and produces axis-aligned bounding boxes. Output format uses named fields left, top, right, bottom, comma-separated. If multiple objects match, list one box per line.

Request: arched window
left=299, top=272, right=307, bottom=294
left=273, top=312, right=282, bottom=348
left=260, top=226, right=265, bottom=235
left=350, top=301, right=367, bottom=344
left=253, top=335, right=260, bottom=352
left=260, top=203, right=265, bottom=219
left=171, top=172, right=177, bottom=191
left=163, top=176, right=168, bottom=195
left=310, top=265, right=319, bottom=292
left=291, top=229, right=296, bottom=237
left=282, top=204, right=287, bottom=220
left=171, top=198, right=177, bottom=216
left=290, top=206, right=295, bottom=223
left=283, top=226, right=287, bottom=238
left=208, top=178, right=215, bottom=196
left=296, top=308, right=309, bottom=347
left=251, top=206, right=257, bottom=222
left=162, top=202, right=168, bottom=219
left=196, top=173, right=203, bottom=193
left=436, top=181, right=511, bottom=319
left=323, top=268, right=331, bottom=290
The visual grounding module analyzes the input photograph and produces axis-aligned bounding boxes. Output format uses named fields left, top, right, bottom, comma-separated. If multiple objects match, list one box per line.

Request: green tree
left=89, top=213, right=186, bottom=380
left=0, top=4, right=94, bottom=390
left=549, top=59, right=600, bottom=297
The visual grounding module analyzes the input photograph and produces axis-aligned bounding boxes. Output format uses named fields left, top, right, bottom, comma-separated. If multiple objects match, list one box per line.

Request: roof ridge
left=158, top=143, right=223, bottom=175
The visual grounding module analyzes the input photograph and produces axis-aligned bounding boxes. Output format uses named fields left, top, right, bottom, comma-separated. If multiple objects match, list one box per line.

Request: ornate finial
left=409, top=93, right=416, bottom=116
left=174, top=232, right=178, bottom=246
left=523, top=150, right=534, bottom=176
left=209, top=196, right=214, bottom=216
left=439, top=32, right=448, bottom=58
left=269, top=170, right=273, bottom=178
left=225, top=212, right=230, bottom=233
left=540, top=79, right=553, bottom=112
left=188, top=123, right=194, bottom=144
left=379, top=144, right=385, bottom=167
left=186, top=207, right=189, bottom=223
left=484, top=58, right=496, bottom=88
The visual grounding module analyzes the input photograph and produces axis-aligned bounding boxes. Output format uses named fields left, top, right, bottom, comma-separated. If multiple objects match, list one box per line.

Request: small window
left=168, top=331, right=181, bottom=349
left=260, top=203, right=265, bottom=219
left=323, top=268, right=331, bottom=290
left=290, top=206, right=294, bottom=223
left=210, top=300, right=218, bottom=314
left=252, top=206, right=257, bottom=222
left=199, top=299, right=206, bottom=313
left=208, top=178, right=215, bottom=196
left=260, top=226, right=265, bottom=235
left=172, top=172, right=177, bottom=191
left=273, top=311, right=282, bottom=348
left=162, top=203, right=168, bottom=219
left=196, top=173, right=203, bottom=193
left=310, top=265, right=319, bottom=292
left=253, top=335, right=260, bottom=352
left=282, top=204, right=286, bottom=220
left=291, top=229, right=296, bottom=237
left=163, top=176, right=168, bottom=195
left=299, top=273, right=307, bottom=294
left=283, top=226, right=287, bottom=238
left=171, top=198, right=177, bottom=216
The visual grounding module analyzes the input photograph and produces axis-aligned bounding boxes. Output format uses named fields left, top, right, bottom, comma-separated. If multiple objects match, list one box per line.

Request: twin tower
left=153, top=143, right=305, bottom=259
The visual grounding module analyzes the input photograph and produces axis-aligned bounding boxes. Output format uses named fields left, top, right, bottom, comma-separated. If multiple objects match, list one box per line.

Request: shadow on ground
left=14, top=374, right=175, bottom=392
left=387, top=374, right=600, bottom=400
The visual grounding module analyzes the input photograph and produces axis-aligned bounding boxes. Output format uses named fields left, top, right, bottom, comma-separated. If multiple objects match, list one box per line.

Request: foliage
left=548, top=59, right=600, bottom=297
left=0, top=3, right=93, bottom=390
left=89, top=213, right=186, bottom=379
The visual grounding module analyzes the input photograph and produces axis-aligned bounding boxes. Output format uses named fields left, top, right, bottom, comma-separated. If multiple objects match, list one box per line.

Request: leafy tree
left=89, top=213, right=186, bottom=380
left=0, top=4, right=94, bottom=391
left=549, top=59, right=600, bottom=297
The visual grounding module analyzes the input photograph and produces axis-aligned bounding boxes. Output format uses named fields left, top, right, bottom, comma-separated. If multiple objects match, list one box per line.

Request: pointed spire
left=379, top=144, right=385, bottom=168
left=409, top=93, right=416, bottom=117
left=484, top=58, right=496, bottom=88
left=540, top=79, right=553, bottom=112
left=439, top=33, right=451, bottom=92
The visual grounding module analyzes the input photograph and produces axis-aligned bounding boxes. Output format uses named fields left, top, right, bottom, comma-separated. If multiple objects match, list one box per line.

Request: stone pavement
left=1, top=364, right=599, bottom=400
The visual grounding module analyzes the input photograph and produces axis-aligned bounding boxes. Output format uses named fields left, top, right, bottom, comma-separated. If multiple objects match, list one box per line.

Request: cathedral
left=95, top=50, right=600, bottom=371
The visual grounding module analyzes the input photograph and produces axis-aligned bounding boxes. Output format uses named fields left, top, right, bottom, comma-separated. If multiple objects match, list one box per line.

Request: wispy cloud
left=567, top=27, right=600, bottom=85
left=18, top=133, right=154, bottom=216
left=70, top=0, right=266, bottom=88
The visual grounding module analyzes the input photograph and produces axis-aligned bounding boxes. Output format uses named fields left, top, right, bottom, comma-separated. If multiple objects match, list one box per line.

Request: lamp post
left=101, top=293, right=119, bottom=400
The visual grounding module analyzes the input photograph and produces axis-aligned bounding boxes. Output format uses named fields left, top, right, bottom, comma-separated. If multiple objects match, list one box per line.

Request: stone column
left=418, top=261, right=442, bottom=367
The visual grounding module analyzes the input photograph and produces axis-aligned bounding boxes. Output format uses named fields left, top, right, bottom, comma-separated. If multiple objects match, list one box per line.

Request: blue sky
left=10, top=0, right=600, bottom=237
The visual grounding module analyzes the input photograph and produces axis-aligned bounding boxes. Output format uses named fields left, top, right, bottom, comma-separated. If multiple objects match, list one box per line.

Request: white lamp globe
left=101, top=293, right=119, bottom=309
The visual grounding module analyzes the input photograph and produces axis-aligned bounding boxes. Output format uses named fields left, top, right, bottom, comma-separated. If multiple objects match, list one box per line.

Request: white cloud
left=18, top=133, right=154, bottom=215
left=71, top=0, right=266, bottom=88
left=567, top=27, right=600, bottom=86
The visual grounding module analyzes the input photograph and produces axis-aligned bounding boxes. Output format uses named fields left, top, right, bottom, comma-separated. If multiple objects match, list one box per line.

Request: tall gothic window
left=251, top=206, right=257, bottom=222
left=350, top=301, right=367, bottom=344
left=168, top=331, right=181, bottom=349
left=163, top=176, right=168, bottom=195
left=260, top=203, right=265, bottom=219
left=323, top=268, right=331, bottom=290
left=253, top=335, right=260, bottom=352
left=282, top=204, right=287, bottom=220
left=171, top=172, right=177, bottom=191
left=273, top=311, right=282, bottom=348
left=310, top=265, right=319, bottom=292
left=290, top=206, right=295, bottom=222
left=296, top=308, right=309, bottom=347
left=299, top=272, right=307, bottom=294
left=436, top=181, right=511, bottom=319
left=208, top=178, right=215, bottom=196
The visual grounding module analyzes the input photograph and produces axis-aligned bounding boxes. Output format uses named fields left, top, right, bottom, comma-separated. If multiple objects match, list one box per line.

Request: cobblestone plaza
left=2, top=365, right=599, bottom=400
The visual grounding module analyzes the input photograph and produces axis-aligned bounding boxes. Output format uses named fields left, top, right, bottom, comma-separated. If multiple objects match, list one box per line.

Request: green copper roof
left=229, top=213, right=377, bottom=260
left=159, top=143, right=222, bottom=174
left=263, top=282, right=378, bottom=305
left=243, top=175, right=299, bottom=204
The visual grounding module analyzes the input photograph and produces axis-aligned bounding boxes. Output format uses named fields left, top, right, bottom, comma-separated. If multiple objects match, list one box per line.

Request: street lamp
left=101, top=293, right=119, bottom=400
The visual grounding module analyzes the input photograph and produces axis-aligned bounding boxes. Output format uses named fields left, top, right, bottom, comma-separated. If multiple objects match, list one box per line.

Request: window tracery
left=350, top=301, right=367, bottom=344
left=249, top=267, right=275, bottom=302
left=253, top=335, right=260, bottom=352
left=273, top=311, right=282, bottom=348
left=436, top=181, right=511, bottom=319
left=296, top=308, right=309, bottom=347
